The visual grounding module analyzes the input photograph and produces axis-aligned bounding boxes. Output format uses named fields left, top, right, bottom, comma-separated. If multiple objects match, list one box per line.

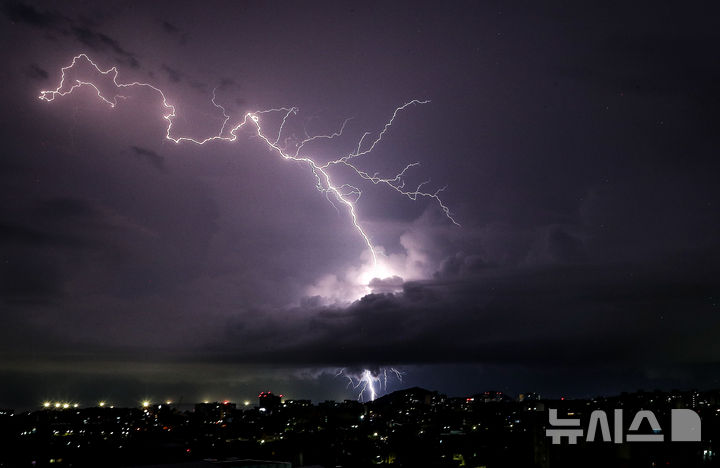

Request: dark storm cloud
left=219, top=77, right=237, bottom=88
left=1, top=1, right=65, bottom=28
left=130, top=145, right=166, bottom=172
left=160, top=20, right=187, bottom=45
left=524, top=226, right=587, bottom=266
left=2, top=1, right=140, bottom=68
left=435, top=252, right=489, bottom=279
left=188, top=80, right=209, bottom=93
left=161, top=20, right=179, bottom=35
left=211, top=248, right=720, bottom=374
left=25, top=63, right=48, bottom=80
left=70, top=26, right=139, bottom=68
left=160, top=63, right=183, bottom=83
left=158, top=64, right=210, bottom=92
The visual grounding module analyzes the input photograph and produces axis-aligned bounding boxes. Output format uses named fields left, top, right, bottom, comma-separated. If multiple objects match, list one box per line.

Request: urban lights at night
left=44, top=401, right=78, bottom=409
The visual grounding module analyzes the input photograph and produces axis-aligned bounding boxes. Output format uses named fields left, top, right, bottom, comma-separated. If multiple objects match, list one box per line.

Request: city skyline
left=0, top=386, right=716, bottom=466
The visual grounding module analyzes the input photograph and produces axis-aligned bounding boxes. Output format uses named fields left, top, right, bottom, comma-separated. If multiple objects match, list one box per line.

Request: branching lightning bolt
left=336, top=368, right=403, bottom=402
left=39, top=54, right=459, bottom=267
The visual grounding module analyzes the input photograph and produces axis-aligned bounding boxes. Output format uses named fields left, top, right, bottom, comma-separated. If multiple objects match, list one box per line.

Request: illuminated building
left=258, top=391, right=282, bottom=411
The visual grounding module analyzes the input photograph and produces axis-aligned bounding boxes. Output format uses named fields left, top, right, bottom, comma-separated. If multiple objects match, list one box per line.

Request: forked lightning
left=39, top=54, right=458, bottom=267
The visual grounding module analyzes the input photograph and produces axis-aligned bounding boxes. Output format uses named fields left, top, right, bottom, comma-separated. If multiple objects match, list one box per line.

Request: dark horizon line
left=3, top=384, right=718, bottom=413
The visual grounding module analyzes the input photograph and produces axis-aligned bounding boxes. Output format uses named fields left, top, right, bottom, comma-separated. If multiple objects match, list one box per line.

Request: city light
left=8, top=388, right=719, bottom=465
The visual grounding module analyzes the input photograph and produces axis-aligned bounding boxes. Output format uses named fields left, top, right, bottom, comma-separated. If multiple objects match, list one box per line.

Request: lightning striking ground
left=337, top=368, right=404, bottom=402
left=39, top=54, right=458, bottom=268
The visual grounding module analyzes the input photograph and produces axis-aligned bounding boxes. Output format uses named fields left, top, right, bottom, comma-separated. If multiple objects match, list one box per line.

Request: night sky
left=1, top=1, right=719, bottom=409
